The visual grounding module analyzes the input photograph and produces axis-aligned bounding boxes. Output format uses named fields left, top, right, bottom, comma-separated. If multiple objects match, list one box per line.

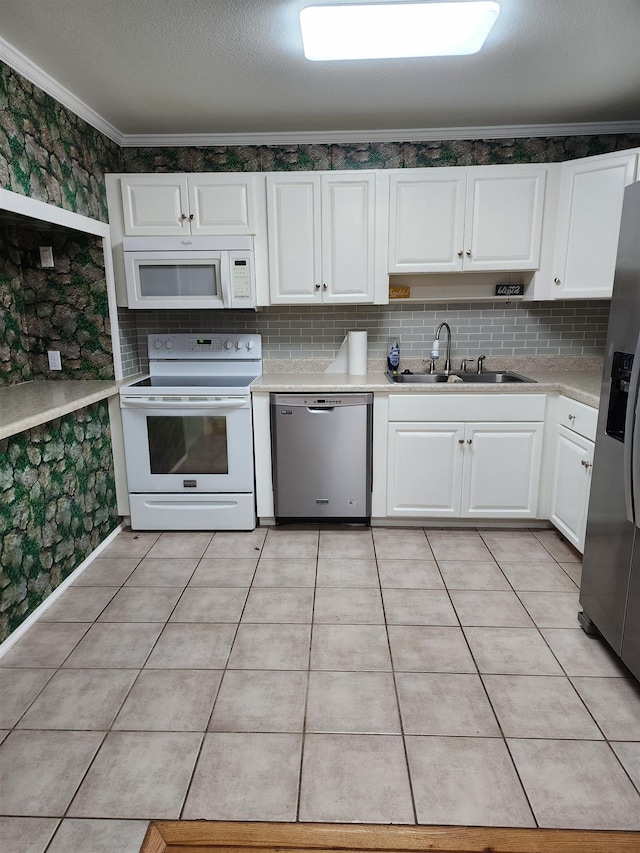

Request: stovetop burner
left=128, top=375, right=258, bottom=389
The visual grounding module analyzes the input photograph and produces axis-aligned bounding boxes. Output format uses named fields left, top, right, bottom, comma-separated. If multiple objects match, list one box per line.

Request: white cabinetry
left=386, top=395, right=545, bottom=519
left=266, top=172, right=385, bottom=304
left=388, top=166, right=546, bottom=273
left=550, top=396, right=597, bottom=552
left=551, top=151, right=638, bottom=299
left=119, top=173, right=257, bottom=236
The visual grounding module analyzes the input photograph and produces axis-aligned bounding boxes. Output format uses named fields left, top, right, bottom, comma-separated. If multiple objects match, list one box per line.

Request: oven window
left=138, top=262, right=220, bottom=298
left=147, top=415, right=228, bottom=474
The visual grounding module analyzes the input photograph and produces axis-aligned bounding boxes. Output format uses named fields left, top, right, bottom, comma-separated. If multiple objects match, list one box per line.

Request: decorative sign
left=495, top=283, right=524, bottom=297
left=389, top=285, right=411, bottom=299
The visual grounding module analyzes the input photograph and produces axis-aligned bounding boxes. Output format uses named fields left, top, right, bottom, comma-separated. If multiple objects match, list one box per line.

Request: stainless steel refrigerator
left=579, top=180, right=640, bottom=681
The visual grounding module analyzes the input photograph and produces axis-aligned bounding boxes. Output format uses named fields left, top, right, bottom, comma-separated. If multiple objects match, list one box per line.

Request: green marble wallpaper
left=0, top=60, right=121, bottom=221
left=0, top=400, right=118, bottom=642
left=20, top=228, right=114, bottom=381
left=0, top=224, right=33, bottom=386
left=121, top=134, right=640, bottom=173
left=0, top=223, right=114, bottom=387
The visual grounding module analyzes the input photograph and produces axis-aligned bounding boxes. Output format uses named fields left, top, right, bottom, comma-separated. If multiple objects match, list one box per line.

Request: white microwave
left=122, top=236, right=256, bottom=310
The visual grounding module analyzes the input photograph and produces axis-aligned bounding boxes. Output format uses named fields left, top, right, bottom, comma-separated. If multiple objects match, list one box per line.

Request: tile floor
left=2, top=526, right=640, bottom=852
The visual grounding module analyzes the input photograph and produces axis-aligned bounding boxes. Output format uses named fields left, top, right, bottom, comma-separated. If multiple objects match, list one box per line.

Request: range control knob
left=236, top=340, right=244, bottom=350
left=154, top=339, right=163, bottom=350
left=247, top=340, right=255, bottom=350
left=225, top=339, right=234, bottom=350
left=164, top=339, right=174, bottom=350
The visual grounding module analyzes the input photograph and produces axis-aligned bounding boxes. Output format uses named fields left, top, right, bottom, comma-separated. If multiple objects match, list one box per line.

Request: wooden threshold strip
left=140, top=820, right=640, bottom=853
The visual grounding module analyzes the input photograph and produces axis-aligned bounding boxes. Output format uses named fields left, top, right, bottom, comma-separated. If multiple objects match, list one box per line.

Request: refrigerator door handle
left=624, top=333, right=640, bottom=526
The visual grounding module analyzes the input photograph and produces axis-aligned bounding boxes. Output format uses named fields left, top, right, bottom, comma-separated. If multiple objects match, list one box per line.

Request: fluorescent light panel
left=300, top=1, right=500, bottom=61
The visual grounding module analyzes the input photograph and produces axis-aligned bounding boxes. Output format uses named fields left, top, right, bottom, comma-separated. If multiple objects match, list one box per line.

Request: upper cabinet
left=120, top=173, right=257, bottom=236
left=550, top=151, right=638, bottom=299
left=266, top=172, right=387, bottom=305
left=388, top=165, right=547, bottom=273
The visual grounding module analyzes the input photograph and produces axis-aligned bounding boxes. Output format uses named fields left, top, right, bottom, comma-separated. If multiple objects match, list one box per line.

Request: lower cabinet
left=550, top=397, right=597, bottom=552
left=386, top=395, right=545, bottom=519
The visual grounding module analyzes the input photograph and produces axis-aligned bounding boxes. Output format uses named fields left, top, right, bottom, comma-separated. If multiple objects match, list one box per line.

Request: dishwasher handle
left=307, top=406, right=335, bottom=413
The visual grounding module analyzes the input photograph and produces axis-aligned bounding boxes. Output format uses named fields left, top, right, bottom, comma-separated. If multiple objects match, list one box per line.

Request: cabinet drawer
left=388, top=393, right=546, bottom=423
left=557, top=395, right=598, bottom=441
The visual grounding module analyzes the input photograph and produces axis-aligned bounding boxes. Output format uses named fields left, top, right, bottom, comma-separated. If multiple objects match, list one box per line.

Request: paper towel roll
left=324, top=335, right=349, bottom=373
left=347, top=330, right=368, bottom=375
left=324, top=330, right=368, bottom=374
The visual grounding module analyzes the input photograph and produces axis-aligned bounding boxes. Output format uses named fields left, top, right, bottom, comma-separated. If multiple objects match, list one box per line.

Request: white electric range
left=119, top=333, right=262, bottom=531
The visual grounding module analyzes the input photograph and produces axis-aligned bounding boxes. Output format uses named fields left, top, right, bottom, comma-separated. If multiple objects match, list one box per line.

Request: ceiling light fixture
left=300, top=1, right=500, bottom=61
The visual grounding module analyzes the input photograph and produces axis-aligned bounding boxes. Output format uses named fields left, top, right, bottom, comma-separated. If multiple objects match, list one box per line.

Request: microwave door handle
left=624, top=333, right=640, bottom=525
left=120, top=398, right=248, bottom=409
left=219, top=253, right=233, bottom=308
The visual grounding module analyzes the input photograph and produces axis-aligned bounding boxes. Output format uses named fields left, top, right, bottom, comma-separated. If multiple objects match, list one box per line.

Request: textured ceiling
left=0, top=0, right=639, bottom=137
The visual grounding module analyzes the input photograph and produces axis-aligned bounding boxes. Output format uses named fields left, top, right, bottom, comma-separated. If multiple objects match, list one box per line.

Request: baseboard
left=0, top=521, right=125, bottom=658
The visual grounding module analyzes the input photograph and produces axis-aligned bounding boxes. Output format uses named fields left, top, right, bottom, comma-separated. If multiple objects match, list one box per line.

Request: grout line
left=295, top=530, right=319, bottom=821
left=4, top=525, right=639, bottom=829
left=373, top=531, right=418, bottom=825
left=179, top=528, right=269, bottom=818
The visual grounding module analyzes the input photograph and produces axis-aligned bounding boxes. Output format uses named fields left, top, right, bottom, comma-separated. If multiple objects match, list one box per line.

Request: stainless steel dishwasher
left=271, top=393, right=373, bottom=522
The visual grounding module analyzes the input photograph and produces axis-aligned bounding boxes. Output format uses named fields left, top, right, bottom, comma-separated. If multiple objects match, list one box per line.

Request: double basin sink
left=387, top=371, right=535, bottom=384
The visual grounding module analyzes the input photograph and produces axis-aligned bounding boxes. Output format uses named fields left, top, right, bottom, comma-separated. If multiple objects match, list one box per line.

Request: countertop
left=0, top=361, right=603, bottom=443
left=251, top=368, right=603, bottom=408
left=0, top=380, right=121, bottom=441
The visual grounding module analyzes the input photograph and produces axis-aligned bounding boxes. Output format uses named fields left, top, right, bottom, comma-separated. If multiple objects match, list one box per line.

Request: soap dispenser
left=387, top=338, right=400, bottom=374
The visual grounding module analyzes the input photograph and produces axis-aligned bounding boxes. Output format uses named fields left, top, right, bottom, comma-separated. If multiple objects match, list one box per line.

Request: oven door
left=120, top=395, right=253, bottom=493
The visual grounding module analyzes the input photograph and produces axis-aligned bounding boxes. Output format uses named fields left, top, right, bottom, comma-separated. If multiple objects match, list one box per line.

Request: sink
left=457, top=371, right=535, bottom=384
left=386, top=371, right=535, bottom=384
left=387, top=373, right=450, bottom=383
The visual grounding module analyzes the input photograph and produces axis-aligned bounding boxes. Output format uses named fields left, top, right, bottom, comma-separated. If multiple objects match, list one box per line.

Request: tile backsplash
left=119, top=300, right=609, bottom=376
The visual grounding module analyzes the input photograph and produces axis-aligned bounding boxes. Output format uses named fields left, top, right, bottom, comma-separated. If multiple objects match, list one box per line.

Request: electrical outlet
left=39, top=246, right=54, bottom=268
left=47, top=350, right=62, bottom=370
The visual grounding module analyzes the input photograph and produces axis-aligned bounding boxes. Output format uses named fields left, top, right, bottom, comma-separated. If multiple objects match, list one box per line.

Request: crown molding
left=121, top=122, right=640, bottom=148
left=0, top=36, right=124, bottom=146
left=2, top=37, right=639, bottom=150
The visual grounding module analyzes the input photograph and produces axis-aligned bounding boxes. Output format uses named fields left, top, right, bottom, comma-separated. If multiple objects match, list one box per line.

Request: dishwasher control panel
left=272, top=393, right=372, bottom=408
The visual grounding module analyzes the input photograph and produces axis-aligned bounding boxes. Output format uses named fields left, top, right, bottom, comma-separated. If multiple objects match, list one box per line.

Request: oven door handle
left=120, top=397, right=248, bottom=409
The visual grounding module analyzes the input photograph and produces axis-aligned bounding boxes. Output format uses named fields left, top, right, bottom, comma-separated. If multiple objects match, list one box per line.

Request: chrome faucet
left=477, top=354, right=486, bottom=374
left=431, top=322, right=452, bottom=374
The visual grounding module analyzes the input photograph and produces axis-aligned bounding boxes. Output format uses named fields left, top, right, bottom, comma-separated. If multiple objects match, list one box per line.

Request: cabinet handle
left=582, top=460, right=592, bottom=469
left=315, top=284, right=321, bottom=290
left=467, top=439, right=472, bottom=444
left=465, top=250, right=471, bottom=257
left=189, top=214, right=194, bottom=221
left=323, top=283, right=328, bottom=290
left=181, top=213, right=187, bottom=220
left=459, top=439, right=465, bottom=444
left=554, top=277, right=561, bottom=285
left=568, top=414, right=576, bottom=421
left=457, top=251, right=463, bottom=257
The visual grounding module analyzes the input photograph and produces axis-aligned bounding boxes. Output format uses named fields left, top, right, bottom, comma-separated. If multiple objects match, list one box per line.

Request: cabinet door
left=266, top=174, right=322, bottom=304
left=462, top=422, right=543, bottom=518
left=188, top=175, right=255, bottom=235
left=552, top=152, right=638, bottom=299
left=322, top=174, right=376, bottom=303
left=387, top=422, right=464, bottom=517
left=550, top=425, right=593, bottom=552
left=120, top=175, right=189, bottom=236
left=464, top=167, right=546, bottom=271
left=388, top=170, right=466, bottom=272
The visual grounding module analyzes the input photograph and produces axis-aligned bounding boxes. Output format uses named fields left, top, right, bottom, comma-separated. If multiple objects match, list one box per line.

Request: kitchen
left=1, top=1, right=640, bottom=850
